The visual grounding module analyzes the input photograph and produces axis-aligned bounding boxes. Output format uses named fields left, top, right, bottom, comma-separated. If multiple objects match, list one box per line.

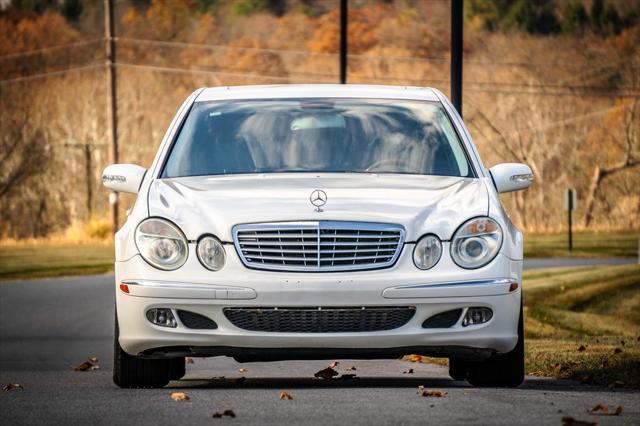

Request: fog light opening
left=462, top=307, right=493, bottom=327
left=146, top=308, right=177, bottom=328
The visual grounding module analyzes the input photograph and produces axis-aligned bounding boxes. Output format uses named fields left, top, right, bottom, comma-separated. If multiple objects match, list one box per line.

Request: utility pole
left=451, top=0, right=463, bottom=116
left=339, top=0, right=348, bottom=84
left=104, top=0, right=119, bottom=232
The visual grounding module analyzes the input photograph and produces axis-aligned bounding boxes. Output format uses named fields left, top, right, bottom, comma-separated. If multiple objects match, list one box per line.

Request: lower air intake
left=223, top=306, right=415, bottom=333
left=177, top=310, right=218, bottom=329
left=422, top=309, right=463, bottom=328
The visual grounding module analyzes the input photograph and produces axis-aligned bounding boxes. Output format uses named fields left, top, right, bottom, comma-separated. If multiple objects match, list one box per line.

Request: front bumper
left=115, top=244, right=522, bottom=359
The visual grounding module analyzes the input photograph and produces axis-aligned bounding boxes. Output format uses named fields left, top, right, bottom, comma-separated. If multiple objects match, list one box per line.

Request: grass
left=404, top=265, right=640, bottom=387
left=522, top=264, right=640, bottom=388
left=524, top=231, right=638, bottom=258
left=0, top=243, right=114, bottom=281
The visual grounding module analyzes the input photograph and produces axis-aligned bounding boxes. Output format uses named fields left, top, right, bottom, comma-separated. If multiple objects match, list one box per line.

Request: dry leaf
left=3, top=383, right=23, bottom=391
left=73, top=361, right=95, bottom=371
left=613, top=348, right=623, bottom=354
left=577, top=345, right=586, bottom=352
left=328, top=361, right=339, bottom=369
left=403, top=368, right=414, bottom=374
left=212, top=409, right=236, bottom=418
left=73, top=357, right=100, bottom=371
left=314, top=367, right=339, bottom=380
left=561, top=417, right=597, bottom=426
left=588, top=404, right=623, bottom=416
left=587, top=403, right=608, bottom=414
left=170, top=392, right=189, bottom=401
left=346, top=366, right=357, bottom=371
left=406, top=354, right=423, bottom=363
left=417, top=386, right=447, bottom=397
left=185, top=357, right=194, bottom=364
left=279, top=391, right=293, bottom=400
left=238, top=368, right=247, bottom=373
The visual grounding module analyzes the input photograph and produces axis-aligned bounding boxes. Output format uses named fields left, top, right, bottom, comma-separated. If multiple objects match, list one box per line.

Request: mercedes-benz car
left=102, top=84, right=532, bottom=388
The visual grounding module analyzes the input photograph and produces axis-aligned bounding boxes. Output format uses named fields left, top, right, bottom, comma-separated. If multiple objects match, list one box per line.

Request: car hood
left=147, top=173, right=489, bottom=242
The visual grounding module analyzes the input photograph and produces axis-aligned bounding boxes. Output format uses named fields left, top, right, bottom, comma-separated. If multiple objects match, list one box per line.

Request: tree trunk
left=583, top=165, right=602, bottom=228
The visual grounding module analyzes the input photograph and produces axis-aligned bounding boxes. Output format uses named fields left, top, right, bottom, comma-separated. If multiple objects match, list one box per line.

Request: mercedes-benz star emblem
left=310, top=189, right=327, bottom=212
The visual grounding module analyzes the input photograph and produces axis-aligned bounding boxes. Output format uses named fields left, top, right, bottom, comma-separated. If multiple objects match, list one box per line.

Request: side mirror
left=102, top=164, right=146, bottom=194
left=489, top=163, right=533, bottom=193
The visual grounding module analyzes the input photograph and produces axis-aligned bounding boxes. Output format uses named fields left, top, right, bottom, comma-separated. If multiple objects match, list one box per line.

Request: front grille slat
left=224, top=306, right=415, bottom=333
left=233, top=221, right=405, bottom=272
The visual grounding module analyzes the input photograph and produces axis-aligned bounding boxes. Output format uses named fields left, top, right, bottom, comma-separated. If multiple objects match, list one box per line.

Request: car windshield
left=162, top=98, right=473, bottom=178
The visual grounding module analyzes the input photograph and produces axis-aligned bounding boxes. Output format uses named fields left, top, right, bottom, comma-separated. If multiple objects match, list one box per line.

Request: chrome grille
left=233, top=221, right=405, bottom=272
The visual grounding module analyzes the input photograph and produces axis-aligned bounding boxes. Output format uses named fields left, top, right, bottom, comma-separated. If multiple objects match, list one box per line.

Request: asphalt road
left=1, top=263, right=639, bottom=425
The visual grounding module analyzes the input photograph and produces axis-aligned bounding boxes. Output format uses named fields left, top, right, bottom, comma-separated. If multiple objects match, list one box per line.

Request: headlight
left=197, top=235, right=226, bottom=271
left=450, top=217, right=503, bottom=269
left=135, top=218, right=188, bottom=270
left=413, top=234, right=442, bottom=270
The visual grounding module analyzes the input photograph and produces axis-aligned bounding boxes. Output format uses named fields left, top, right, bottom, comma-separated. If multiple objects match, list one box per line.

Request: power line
left=507, top=102, right=634, bottom=137
left=115, top=37, right=601, bottom=70
left=2, top=60, right=639, bottom=99
left=0, top=63, right=104, bottom=85
left=0, top=39, right=104, bottom=60
left=115, top=62, right=334, bottom=82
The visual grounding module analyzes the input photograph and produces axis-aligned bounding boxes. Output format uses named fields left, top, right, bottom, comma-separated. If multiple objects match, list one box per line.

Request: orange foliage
left=0, top=12, right=79, bottom=55
left=308, top=5, right=392, bottom=54
left=219, top=37, right=288, bottom=77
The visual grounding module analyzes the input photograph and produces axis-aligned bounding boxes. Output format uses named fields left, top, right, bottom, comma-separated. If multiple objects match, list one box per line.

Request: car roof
left=195, top=84, right=440, bottom=103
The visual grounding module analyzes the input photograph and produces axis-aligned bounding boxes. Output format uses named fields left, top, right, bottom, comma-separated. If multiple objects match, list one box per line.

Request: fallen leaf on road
left=406, top=354, right=423, bottom=363
left=212, top=409, right=236, bottom=419
left=587, top=404, right=623, bottom=416
left=328, top=361, right=339, bottom=369
left=314, top=367, right=339, bottom=380
left=561, top=417, right=597, bottom=426
left=417, top=386, right=447, bottom=397
left=185, top=357, right=194, bottom=364
left=279, top=391, right=293, bottom=400
left=73, top=357, right=100, bottom=371
left=613, top=348, right=623, bottom=354
left=3, top=383, right=23, bottom=391
left=403, top=368, right=414, bottom=374
left=238, top=368, right=247, bottom=373
left=170, top=392, right=189, bottom=401
left=346, top=366, right=357, bottom=371
left=577, top=345, right=586, bottom=352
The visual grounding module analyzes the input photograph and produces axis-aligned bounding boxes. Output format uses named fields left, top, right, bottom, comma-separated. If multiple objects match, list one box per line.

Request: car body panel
left=112, top=84, right=526, bottom=360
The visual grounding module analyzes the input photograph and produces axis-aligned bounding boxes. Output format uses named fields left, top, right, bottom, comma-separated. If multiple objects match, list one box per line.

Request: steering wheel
left=365, top=158, right=422, bottom=174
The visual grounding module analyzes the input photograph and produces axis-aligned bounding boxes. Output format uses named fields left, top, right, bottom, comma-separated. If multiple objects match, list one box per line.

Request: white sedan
left=102, top=84, right=532, bottom=388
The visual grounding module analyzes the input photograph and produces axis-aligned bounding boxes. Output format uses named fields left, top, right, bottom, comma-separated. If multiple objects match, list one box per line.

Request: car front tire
left=466, top=305, right=525, bottom=388
left=448, top=358, right=469, bottom=381
left=113, top=313, right=172, bottom=388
